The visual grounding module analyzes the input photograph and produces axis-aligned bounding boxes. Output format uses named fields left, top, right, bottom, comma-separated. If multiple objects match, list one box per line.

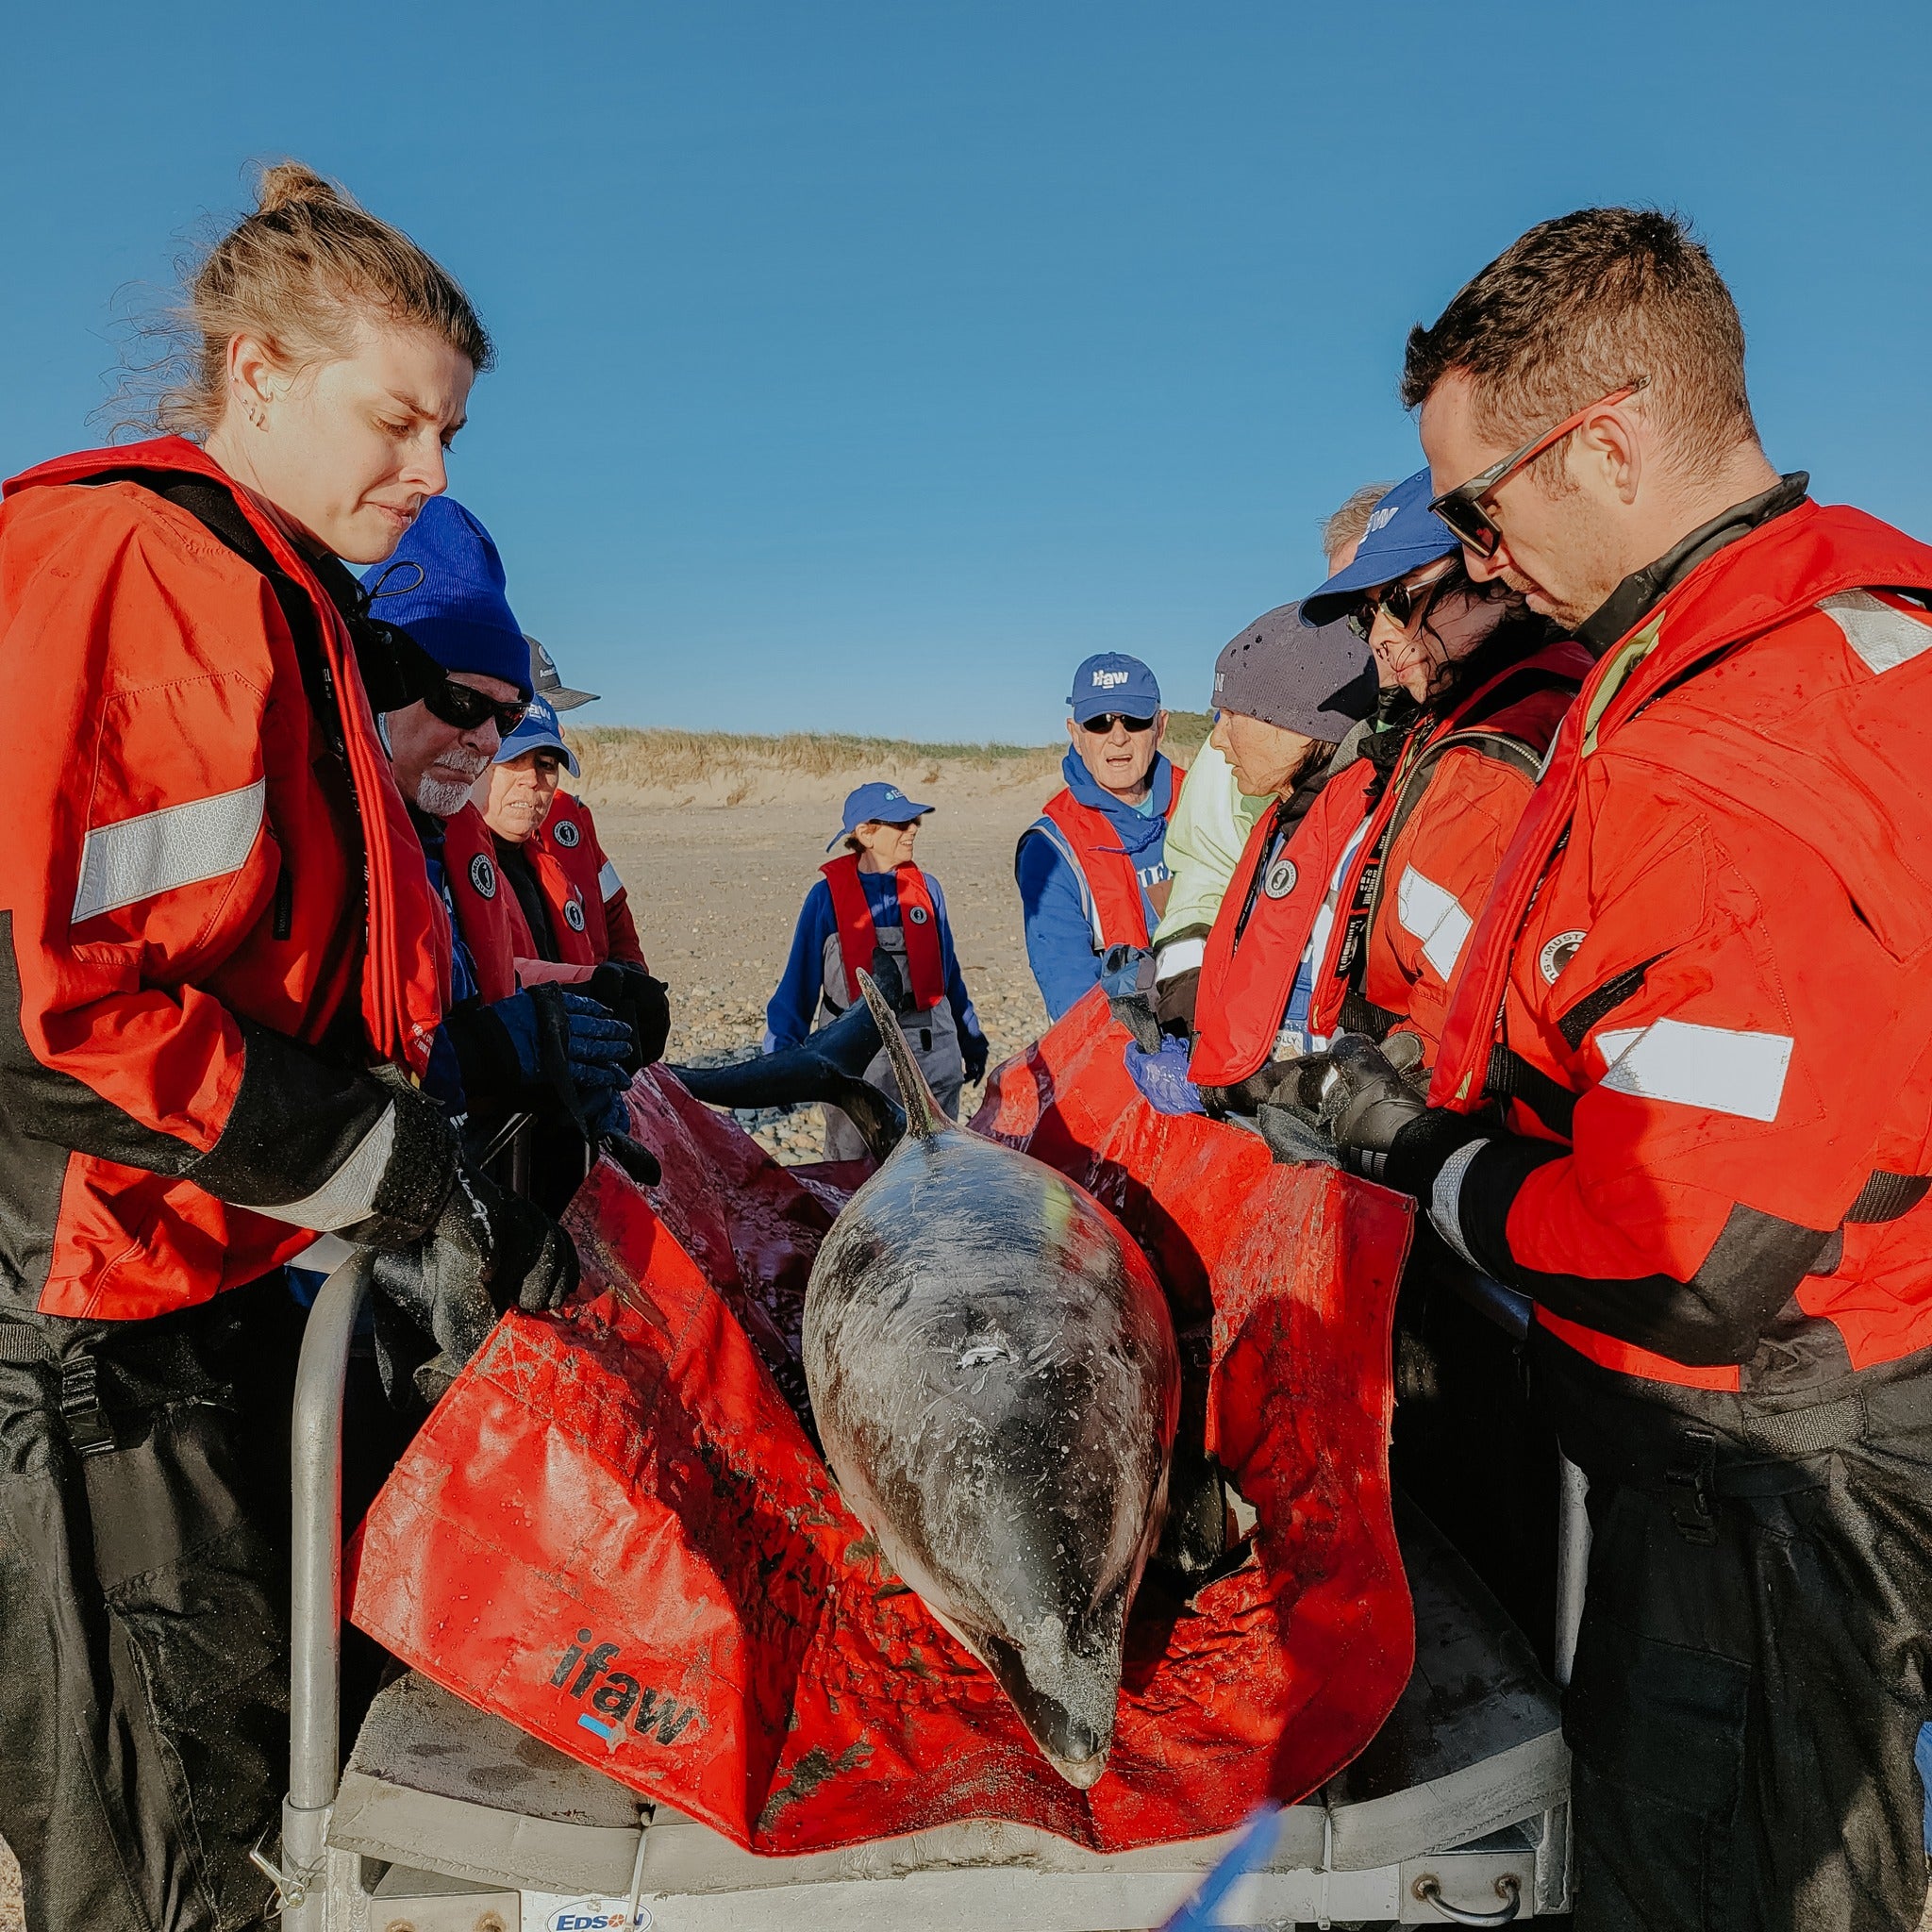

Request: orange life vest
left=820, top=853, right=945, bottom=1011
left=1025, top=765, right=1186, bottom=954
left=1188, top=760, right=1377, bottom=1087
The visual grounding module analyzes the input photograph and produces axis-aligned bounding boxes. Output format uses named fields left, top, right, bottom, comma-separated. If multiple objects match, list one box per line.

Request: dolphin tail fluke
left=668, top=994, right=908, bottom=1164
left=856, top=969, right=949, bottom=1142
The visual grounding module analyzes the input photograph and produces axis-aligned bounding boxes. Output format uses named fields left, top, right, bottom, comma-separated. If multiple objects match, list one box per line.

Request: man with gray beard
left=370, top=499, right=636, bottom=1140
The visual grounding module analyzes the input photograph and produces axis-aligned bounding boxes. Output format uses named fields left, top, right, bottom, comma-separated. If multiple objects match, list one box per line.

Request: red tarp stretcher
left=346, top=990, right=1417, bottom=1855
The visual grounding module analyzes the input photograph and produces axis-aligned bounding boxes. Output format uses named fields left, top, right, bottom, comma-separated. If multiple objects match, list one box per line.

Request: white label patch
left=1395, top=864, right=1474, bottom=982
left=597, top=858, right=623, bottom=903
left=1595, top=1017, right=1794, bottom=1124
left=1820, top=590, right=1932, bottom=675
left=72, top=777, right=267, bottom=924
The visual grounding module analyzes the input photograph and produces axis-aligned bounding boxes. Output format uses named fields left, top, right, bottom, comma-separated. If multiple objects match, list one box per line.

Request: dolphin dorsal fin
left=856, top=969, right=949, bottom=1142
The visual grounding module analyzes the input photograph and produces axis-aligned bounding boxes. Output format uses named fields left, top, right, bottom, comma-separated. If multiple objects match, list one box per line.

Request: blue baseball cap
left=827, top=781, right=934, bottom=852
left=1066, top=652, right=1161, bottom=724
left=492, top=694, right=580, bottom=777
left=362, top=497, right=534, bottom=698
left=1299, top=469, right=1459, bottom=628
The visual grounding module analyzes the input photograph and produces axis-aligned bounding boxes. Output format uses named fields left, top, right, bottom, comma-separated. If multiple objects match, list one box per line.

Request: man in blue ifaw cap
left=1015, top=652, right=1184, bottom=1020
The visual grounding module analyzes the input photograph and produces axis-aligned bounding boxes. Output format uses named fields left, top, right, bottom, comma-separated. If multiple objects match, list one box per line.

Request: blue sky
left=5, top=2, right=1928, bottom=741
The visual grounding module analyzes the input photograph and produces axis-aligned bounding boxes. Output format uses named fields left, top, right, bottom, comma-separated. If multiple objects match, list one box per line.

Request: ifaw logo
left=1091, top=667, right=1130, bottom=689
left=549, top=1629, right=701, bottom=1748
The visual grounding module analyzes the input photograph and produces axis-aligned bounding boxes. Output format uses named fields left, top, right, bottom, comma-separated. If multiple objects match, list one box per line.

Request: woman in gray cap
left=1183, top=601, right=1383, bottom=1106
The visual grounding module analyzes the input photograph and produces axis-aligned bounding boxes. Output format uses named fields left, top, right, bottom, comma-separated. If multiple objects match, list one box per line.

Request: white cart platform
left=280, top=1260, right=1573, bottom=1932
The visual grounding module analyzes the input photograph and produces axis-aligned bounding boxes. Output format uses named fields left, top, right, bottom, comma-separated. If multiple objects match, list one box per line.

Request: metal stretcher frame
left=269, top=1243, right=1589, bottom=1929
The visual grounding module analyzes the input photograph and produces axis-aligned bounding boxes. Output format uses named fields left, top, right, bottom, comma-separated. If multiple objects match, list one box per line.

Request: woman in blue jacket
left=766, top=782, right=989, bottom=1158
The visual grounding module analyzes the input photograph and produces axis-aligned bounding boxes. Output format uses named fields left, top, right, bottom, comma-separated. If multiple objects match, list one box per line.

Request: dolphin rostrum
left=803, top=970, right=1180, bottom=1787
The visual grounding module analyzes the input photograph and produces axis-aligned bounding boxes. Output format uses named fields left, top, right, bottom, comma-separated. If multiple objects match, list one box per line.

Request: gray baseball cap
left=1212, top=602, right=1373, bottom=738
left=525, top=634, right=599, bottom=710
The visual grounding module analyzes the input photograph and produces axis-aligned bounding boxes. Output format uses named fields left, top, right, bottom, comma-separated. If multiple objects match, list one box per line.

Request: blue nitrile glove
left=493, top=988, right=635, bottom=1130
left=1124, top=1037, right=1205, bottom=1116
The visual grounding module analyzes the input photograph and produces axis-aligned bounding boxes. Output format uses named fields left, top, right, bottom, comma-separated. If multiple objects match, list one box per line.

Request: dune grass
left=573, top=711, right=1212, bottom=801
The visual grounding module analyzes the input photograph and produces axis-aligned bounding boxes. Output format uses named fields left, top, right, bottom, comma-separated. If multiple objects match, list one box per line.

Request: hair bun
left=254, top=160, right=351, bottom=218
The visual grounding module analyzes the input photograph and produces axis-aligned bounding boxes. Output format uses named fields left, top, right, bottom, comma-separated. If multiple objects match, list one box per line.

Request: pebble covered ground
left=610, top=787, right=1055, bottom=1158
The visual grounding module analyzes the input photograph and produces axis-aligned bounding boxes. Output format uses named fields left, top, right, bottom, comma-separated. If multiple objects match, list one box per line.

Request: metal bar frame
left=281, top=1250, right=374, bottom=1932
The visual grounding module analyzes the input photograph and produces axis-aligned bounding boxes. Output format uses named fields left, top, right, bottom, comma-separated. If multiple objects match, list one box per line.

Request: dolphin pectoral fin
left=855, top=969, right=949, bottom=1143
left=668, top=995, right=908, bottom=1162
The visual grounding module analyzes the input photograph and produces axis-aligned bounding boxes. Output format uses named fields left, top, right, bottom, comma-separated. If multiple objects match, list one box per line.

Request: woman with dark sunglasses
left=1291, top=468, right=1589, bottom=1068
left=1016, top=651, right=1185, bottom=1020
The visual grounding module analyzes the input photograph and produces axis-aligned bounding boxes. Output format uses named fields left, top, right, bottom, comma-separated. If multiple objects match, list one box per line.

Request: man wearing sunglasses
left=1283, top=208, right=1932, bottom=1932
left=368, top=499, right=639, bottom=1164
left=1016, top=652, right=1182, bottom=1021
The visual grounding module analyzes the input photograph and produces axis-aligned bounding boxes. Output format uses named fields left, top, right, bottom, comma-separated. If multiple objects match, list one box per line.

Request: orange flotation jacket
left=0, top=437, right=448, bottom=1319
left=821, top=853, right=945, bottom=1011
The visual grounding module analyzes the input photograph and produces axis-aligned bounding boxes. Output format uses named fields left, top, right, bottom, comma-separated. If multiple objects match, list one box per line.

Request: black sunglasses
left=1079, top=713, right=1157, bottom=734
left=422, top=676, right=528, bottom=738
left=1347, top=563, right=1462, bottom=642
left=1429, top=376, right=1649, bottom=558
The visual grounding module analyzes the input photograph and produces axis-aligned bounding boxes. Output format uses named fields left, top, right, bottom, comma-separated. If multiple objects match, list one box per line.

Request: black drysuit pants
left=0, top=1277, right=304, bottom=1932
left=1539, top=1333, right=1932, bottom=1932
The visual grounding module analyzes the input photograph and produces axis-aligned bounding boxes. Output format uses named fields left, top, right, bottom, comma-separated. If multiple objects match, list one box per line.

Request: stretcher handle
left=283, top=1247, right=375, bottom=1926
left=1412, top=1870, right=1522, bottom=1922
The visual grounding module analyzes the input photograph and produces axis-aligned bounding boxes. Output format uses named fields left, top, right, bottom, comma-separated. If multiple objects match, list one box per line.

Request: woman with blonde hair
left=0, top=163, right=573, bottom=1931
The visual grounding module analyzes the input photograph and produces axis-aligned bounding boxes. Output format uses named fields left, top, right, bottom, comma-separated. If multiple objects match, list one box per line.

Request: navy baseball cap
left=1300, top=469, right=1459, bottom=627
left=492, top=694, right=580, bottom=776
left=1067, top=652, right=1161, bottom=724
left=362, top=497, right=534, bottom=697
left=827, top=781, right=934, bottom=851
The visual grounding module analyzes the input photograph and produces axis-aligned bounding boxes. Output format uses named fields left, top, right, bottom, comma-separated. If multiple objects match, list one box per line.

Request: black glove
left=962, top=1029, right=990, bottom=1084
left=444, top=987, right=635, bottom=1125
left=588, top=961, right=672, bottom=1074
left=371, top=1155, right=580, bottom=1403
left=1275, top=1033, right=1488, bottom=1197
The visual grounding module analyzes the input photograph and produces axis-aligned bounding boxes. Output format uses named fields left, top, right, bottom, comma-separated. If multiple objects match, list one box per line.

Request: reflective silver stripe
left=1820, top=590, right=1932, bottom=675
left=72, top=778, right=267, bottom=924
left=1429, top=1137, right=1490, bottom=1268
left=1023, top=819, right=1103, bottom=949
left=259, top=1107, right=397, bottom=1231
left=1395, top=864, right=1474, bottom=982
left=1154, top=935, right=1207, bottom=980
left=1595, top=1018, right=1793, bottom=1124
left=597, top=858, right=624, bottom=903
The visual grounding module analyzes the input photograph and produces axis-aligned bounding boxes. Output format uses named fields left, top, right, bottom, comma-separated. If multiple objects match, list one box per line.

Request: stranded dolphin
left=803, top=971, right=1180, bottom=1788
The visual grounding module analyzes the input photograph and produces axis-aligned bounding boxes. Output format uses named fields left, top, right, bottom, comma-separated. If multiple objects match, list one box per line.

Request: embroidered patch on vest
left=908, top=904, right=930, bottom=925
left=1539, top=928, right=1588, bottom=985
left=553, top=818, right=582, bottom=848
left=563, top=896, right=587, bottom=932
left=1262, top=857, right=1298, bottom=899
left=469, top=854, right=497, bottom=900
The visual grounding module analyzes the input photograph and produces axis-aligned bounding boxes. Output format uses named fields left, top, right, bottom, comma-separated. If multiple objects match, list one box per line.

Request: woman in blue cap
left=766, top=783, right=988, bottom=1158
left=1016, top=651, right=1184, bottom=1021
